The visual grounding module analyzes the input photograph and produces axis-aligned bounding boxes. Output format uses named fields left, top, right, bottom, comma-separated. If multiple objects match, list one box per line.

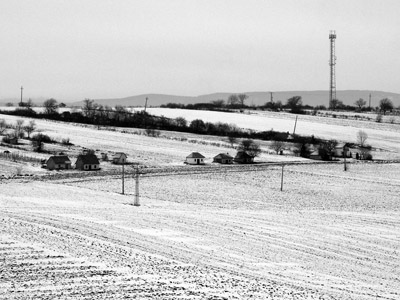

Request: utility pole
left=369, top=93, right=371, bottom=109
left=121, top=164, right=125, bottom=194
left=143, top=97, right=148, bottom=128
left=280, top=165, right=284, bottom=191
left=134, top=166, right=140, bottom=206
left=343, top=146, right=348, bottom=171
left=20, top=86, right=23, bottom=105
left=270, top=92, right=273, bottom=103
left=293, top=116, right=298, bottom=135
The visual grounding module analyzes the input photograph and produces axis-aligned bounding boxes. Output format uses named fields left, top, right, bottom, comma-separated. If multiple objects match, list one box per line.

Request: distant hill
left=69, top=90, right=400, bottom=108
left=2, top=91, right=399, bottom=108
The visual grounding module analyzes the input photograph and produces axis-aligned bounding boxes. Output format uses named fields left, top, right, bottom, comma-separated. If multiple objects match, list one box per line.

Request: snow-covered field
left=146, top=108, right=400, bottom=160
left=1, top=111, right=400, bottom=299
left=1, top=163, right=399, bottom=299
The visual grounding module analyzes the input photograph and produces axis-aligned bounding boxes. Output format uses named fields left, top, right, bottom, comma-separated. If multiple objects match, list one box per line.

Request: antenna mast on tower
left=329, top=30, right=337, bottom=109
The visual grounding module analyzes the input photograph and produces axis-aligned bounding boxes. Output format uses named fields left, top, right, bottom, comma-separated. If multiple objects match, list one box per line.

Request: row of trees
left=0, top=118, right=37, bottom=140
left=162, top=93, right=397, bottom=115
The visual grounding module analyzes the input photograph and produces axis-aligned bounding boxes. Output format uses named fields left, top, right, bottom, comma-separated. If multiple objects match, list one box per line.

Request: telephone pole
left=144, top=97, right=148, bottom=113
left=369, top=93, right=371, bottom=109
left=121, top=164, right=125, bottom=194
left=134, top=166, right=140, bottom=206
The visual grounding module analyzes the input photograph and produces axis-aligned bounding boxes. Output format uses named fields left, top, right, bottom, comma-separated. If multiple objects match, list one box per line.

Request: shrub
left=61, top=137, right=73, bottom=145
left=32, top=133, right=55, bottom=143
left=2, top=136, right=13, bottom=144
left=145, top=128, right=160, bottom=137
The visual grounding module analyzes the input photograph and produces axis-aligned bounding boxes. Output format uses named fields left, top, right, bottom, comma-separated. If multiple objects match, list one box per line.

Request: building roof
left=47, top=155, right=71, bottom=164
left=186, top=152, right=205, bottom=159
left=77, top=154, right=100, bottom=165
left=214, top=153, right=233, bottom=159
left=234, top=151, right=252, bottom=159
left=113, top=152, right=127, bottom=159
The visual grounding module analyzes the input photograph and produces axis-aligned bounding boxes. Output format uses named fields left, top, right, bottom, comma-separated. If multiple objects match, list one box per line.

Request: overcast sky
left=1, top=0, right=399, bottom=101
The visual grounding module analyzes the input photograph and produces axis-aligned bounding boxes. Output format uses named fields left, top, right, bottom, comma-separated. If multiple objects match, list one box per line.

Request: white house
left=185, top=152, right=205, bottom=165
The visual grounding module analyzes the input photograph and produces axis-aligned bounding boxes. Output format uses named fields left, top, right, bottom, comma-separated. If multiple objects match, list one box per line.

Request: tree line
left=0, top=99, right=324, bottom=148
left=161, top=93, right=397, bottom=115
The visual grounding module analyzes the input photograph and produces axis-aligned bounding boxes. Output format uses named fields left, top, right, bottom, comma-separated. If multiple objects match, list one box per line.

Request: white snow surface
left=1, top=110, right=400, bottom=299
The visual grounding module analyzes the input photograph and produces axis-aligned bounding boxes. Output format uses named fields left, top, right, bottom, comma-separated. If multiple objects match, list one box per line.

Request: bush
left=61, top=137, right=73, bottom=145
left=32, top=133, right=55, bottom=143
left=2, top=136, right=13, bottom=144
left=145, top=128, right=160, bottom=137
left=365, top=153, right=373, bottom=160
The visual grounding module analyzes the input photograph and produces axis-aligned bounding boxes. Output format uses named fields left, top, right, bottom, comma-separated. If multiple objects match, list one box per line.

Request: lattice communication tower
left=329, top=30, right=337, bottom=109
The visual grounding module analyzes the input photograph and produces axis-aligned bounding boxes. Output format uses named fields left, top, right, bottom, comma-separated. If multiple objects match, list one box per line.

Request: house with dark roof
left=75, top=154, right=100, bottom=171
left=185, top=152, right=205, bottom=165
left=234, top=151, right=254, bottom=164
left=46, top=155, right=72, bottom=170
left=213, top=153, right=233, bottom=164
left=112, top=152, right=127, bottom=164
left=333, top=143, right=352, bottom=158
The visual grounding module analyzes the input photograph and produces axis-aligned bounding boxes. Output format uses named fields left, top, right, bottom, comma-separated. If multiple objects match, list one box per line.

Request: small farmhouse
left=309, top=150, right=323, bottom=161
left=46, top=155, right=72, bottom=170
left=334, top=143, right=351, bottom=158
left=186, top=152, right=205, bottom=165
left=234, top=151, right=254, bottom=164
left=112, top=152, right=127, bottom=164
left=75, top=154, right=100, bottom=171
left=213, top=153, right=233, bottom=164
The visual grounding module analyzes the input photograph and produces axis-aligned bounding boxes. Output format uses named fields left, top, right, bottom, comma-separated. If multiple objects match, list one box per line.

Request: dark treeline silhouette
left=0, top=107, right=323, bottom=146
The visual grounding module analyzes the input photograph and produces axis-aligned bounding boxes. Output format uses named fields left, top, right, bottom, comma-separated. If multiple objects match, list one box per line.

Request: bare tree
left=82, top=98, right=95, bottom=118
left=227, top=94, right=240, bottom=106
left=286, top=96, right=303, bottom=113
left=43, top=98, right=58, bottom=115
left=15, top=119, right=25, bottom=138
left=26, top=98, right=34, bottom=109
left=24, top=120, right=36, bottom=139
left=0, top=119, right=8, bottom=135
left=238, top=139, right=261, bottom=158
left=354, top=98, right=366, bottom=110
left=318, top=139, right=338, bottom=160
left=357, top=130, right=368, bottom=147
left=271, top=140, right=285, bottom=154
left=379, top=98, right=393, bottom=115
left=357, top=130, right=371, bottom=160
left=227, top=135, right=237, bottom=147
left=238, top=93, right=248, bottom=108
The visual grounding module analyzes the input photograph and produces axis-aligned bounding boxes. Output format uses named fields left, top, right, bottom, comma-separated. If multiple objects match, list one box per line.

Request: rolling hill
left=70, top=90, right=400, bottom=108
left=2, top=90, right=399, bottom=108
